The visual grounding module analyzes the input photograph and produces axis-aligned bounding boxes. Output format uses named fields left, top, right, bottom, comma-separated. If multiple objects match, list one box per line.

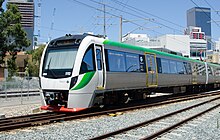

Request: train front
left=39, top=34, right=97, bottom=112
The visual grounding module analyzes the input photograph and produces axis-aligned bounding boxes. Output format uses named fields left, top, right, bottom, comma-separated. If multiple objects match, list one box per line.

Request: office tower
left=187, top=7, right=212, bottom=50
left=8, top=0, right=34, bottom=50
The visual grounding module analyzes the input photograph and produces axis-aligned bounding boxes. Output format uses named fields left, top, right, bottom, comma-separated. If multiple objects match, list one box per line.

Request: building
left=186, top=26, right=207, bottom=60
left=8, top=0, right=34, bottom=50
left=158, top=35, right=190, bottom=57
left=187, top=7, right=212, bottom=50
left=122, top=33, right=190, bottom=57
left=207, top=38, right=220, bottom=64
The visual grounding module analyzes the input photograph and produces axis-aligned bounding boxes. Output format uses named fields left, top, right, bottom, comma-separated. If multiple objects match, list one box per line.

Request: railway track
left=90, top=93, right=220, bottom=140
left=0, top=112, right=67, bottom=131
left=1, top=90, right=220, bottom=132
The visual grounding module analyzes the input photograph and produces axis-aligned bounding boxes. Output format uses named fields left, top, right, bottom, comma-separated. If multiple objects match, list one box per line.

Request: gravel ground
left=0, top=96, right=41, bottom=118
left=1, top=94, right=220, bottom=139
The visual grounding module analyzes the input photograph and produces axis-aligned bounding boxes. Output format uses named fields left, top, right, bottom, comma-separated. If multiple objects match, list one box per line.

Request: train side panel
left=105, top=72, right=146, bottom=89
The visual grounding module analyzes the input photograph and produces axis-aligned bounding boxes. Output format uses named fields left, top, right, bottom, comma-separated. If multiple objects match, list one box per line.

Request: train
left=39, top=33, right=220, bottom=112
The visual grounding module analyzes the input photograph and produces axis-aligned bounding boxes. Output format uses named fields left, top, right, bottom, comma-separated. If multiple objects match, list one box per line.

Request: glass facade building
left=187, top=7, right=212, bottom=50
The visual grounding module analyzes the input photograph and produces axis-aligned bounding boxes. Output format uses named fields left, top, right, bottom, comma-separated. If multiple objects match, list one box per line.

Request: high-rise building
left=8, top=0, right=34, bottom=50
left=187, top=7, right=212, bottom=50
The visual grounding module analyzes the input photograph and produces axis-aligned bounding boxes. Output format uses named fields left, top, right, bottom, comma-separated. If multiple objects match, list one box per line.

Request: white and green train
left=39, top=33, right=220, bottom=112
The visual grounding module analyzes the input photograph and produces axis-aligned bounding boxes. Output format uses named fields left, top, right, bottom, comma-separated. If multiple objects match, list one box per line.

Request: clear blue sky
left=34, top=0, right=220, bottom=43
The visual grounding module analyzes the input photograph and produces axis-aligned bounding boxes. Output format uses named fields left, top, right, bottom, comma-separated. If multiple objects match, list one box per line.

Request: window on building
left=199, top=33, right=204, bottom=39
left=193, top=33, right=198, bottom=39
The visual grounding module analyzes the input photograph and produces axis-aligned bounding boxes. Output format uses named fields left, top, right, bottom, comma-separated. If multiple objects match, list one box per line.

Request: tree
left=0, top=0, right=30, bottom=70
left=26, top=44, right=45, bottom=77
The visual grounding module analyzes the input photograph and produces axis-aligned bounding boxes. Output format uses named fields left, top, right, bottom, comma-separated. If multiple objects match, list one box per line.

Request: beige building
left=0, top=52, right=31, bottom=80
left=206, top=38, right=220, bottom=64
left=206, top=52, right=219, bottom=63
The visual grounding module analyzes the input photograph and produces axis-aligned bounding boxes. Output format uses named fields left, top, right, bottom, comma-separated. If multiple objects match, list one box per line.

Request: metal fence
left=0, top=77, right=40, bottom=99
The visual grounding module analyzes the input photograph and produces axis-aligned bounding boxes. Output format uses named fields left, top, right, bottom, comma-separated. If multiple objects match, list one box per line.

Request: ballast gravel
left=1, top=95, right=220, bottom=139
left=0, top=96, right=41, bottom=117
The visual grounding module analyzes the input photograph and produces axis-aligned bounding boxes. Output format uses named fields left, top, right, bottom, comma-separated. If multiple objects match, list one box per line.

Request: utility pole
left=103, top=4, right=106, bottom=38
left=119, top=16, right=122, bottom=42
left=37, top=0, right=41, bottom=37
left=119, top=17, right=155, bottom=42
left=48, top=8, right=56, bottom=41
left=96, top=2, right=113, bottom=38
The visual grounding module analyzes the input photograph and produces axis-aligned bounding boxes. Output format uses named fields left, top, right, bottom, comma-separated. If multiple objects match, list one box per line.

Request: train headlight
left=70, top=76, right=78, bottom=89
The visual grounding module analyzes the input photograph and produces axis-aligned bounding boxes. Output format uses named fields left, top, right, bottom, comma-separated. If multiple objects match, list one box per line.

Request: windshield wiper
left=47, top=57, right=52, bottom=70
left=46, top=58, right=57, bottom=78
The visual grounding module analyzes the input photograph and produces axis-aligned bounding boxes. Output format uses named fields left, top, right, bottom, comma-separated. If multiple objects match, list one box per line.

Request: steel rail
left=89, top=95, right=220, bottom=140
left=141, top=103, right=220, bottom=140
left=1, top=91, right=220, bottom=132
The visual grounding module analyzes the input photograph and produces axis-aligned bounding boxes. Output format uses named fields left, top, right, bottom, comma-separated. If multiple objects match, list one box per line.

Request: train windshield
left=42, top=47, right=78, bottom=78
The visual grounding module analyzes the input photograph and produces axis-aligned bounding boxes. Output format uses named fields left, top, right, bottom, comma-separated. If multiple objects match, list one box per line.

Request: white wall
left=158, top=35, right=190, bottom=57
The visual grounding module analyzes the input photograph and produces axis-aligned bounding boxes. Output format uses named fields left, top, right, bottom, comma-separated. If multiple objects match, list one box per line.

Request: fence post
left=20, top=78, right=23, bottom=104
left=28, top=76, right=30, bottom=99
left=4, top=80, right=7, bottom=100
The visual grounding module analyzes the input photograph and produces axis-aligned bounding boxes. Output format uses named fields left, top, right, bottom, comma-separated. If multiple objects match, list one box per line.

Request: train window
left=169, top=60, right=177, bottom=74
left=80, top=45, right=95, bottom=74
left=177, top=62, right=186, bottom=74
left=156, top=58, right=162, bottom=73
left=197, top=64, right=206, bottom=75
left=161, top=59, right=170, bottom=73
left=125, top=53, right=140, bottom=72
left=208, top=66, right=213, bottom=76
left=184, top=62, right=192, bottom=74
left=107, top=50, right=126, bottom=72
left=42, top=47, right=78, bottom=78
left=216, top=68, right=220, bottom=76
left=96, top=49, right=102, bottom=70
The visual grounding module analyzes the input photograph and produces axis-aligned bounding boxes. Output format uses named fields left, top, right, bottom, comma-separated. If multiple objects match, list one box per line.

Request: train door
left=145, top=53, right=158, bottom=87
left=95, top=44, right=105, bottom=89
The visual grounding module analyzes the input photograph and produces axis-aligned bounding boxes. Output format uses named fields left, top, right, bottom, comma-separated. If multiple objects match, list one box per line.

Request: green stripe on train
left=103, top=40, right=206, bottom=64
left=71, top=71, right=95, bottom=90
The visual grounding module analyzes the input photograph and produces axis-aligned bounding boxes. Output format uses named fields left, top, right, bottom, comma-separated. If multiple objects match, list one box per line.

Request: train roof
left=48, top=33, right=105, bottom=47
left=104, top=40, right=220, bottom=67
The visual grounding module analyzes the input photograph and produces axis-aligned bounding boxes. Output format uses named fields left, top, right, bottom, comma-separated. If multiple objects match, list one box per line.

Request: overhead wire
left=90, top=0, right=184, bottom=34
left=203, top=0, right=220, bottom=18
left=70, top=0, right=193, bottom=47
left=190, top=0, right=220, bottom=42
left=190, top=0, right=220, bottom=29
left=111, top=0, right=185, bottom=29
left=105, top=0, right=130, bottom=31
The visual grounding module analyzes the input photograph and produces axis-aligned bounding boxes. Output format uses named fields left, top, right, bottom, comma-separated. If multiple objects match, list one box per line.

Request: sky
left=32, top=0, right=220, bottom=43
